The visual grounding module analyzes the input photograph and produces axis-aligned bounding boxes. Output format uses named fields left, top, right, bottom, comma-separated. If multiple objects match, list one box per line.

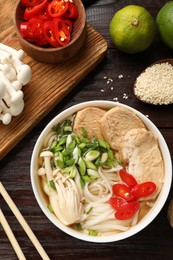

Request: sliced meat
left=121, top=128, right=164, bottom=196
left=101, top=106, right=146, bottom=150
left=73, top=107, right=106, bottom=140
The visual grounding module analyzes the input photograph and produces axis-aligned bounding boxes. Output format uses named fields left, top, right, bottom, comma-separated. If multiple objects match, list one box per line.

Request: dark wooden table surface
left=1, top=0, right=173, bottom=259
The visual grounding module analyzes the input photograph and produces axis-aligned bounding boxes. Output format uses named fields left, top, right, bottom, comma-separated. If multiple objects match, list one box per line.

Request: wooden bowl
left=13, top=0, right=87, bottom=63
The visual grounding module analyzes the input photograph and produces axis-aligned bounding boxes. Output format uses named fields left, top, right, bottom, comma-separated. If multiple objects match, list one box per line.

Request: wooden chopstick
left=0, top=208, right=26, bottom=260
left=0, top=182, right=50, bottom=260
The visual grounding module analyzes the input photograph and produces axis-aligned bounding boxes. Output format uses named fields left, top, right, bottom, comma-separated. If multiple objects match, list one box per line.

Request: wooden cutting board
left=0, top=1, right=107, bottom=160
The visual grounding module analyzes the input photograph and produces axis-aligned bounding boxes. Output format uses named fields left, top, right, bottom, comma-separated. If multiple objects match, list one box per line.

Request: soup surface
left=37, top=106, right=164, bottom=236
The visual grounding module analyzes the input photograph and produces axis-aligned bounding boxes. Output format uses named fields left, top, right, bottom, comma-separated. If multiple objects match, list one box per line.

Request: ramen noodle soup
left=37, top=106, right=164, bottom=237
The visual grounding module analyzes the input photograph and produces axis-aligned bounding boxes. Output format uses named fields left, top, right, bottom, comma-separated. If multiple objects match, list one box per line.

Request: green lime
left=156, top=1, right=173, bottom=49
left=109, top=5, right=156, bottom=54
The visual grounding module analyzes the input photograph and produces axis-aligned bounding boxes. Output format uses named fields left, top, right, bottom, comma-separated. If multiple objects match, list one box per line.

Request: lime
left=109, top=5, right=156, bottom=54
left=156, top=1, right=173, bottom=49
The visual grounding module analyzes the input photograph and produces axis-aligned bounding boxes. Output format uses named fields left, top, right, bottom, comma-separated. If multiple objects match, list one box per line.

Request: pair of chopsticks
left=0, top=181, right=50, bottom=260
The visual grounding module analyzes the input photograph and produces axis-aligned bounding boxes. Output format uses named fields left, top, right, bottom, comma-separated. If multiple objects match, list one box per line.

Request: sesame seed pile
left=134, top=62, right=173, bottom=105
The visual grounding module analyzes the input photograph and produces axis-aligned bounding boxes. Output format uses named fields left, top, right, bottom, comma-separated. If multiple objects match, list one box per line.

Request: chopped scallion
left=49, top=180, right=56, bottom=190
left=80, top=178, right=85, bottom=189
left=47, top=203, right=54, bottom=213
left=86, top=207, right=93, bottom=215
left=76, top=223, right=83, bottom=230
left=88, top=229, right=98, bottom=236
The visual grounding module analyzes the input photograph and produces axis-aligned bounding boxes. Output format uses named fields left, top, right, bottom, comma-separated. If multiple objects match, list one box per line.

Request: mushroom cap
left=10, top=99, right=24, bottom=116
left=17, top=64, right=32, bottom=85
left=0, top=113, right=12, bottom=125
left=40, top=151, right=54, bottom=157
left=10, top=90, right=23, bottom=106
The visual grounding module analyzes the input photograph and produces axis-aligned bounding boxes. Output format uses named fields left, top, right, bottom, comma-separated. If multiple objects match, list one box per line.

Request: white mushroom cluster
left=39, top=151, right=84, bottom=226
left=0, top=43, right=32, bottom=125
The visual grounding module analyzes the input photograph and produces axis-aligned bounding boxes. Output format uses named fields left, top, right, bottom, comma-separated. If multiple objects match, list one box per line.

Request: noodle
left=37, top=113, right=160, bottom=237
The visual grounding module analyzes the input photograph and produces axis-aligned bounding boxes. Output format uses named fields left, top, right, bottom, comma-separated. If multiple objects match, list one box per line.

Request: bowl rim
left=13, top=0, right=86, bottom=52
left=30, top=100, right=172, bottom=243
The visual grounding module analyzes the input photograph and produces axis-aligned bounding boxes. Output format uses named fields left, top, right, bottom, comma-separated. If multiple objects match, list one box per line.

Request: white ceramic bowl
left=30, top=101, right=172, bottom=243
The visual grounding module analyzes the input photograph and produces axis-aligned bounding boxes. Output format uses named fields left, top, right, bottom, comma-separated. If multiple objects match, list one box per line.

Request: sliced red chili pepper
left=63, top=19, right=73, bottom=33
left=38, top=1, right=51, bottom=21
left=30, top=17, right=48, bottom=46
left=112, top=183, right=135, bottom=202
left=53, top=18, right=70, bottom=46
left=131, top=182, right=157, bottom=199
left=115, top=201, right=140, bottom=220
left=109, top=197, right=128, bottom=210
left=47, top=0, right=69, bottom=18
left=20, top=20, right=35, bottom=41
left=119, top=169, right=138, bottom=188
left=42, top=21, right=59, bottom=47
left=22, top=0, right=44, bottom=7
left=63, top=2, right=78, bottom=19
left=23, top=0, right=48, bottom=20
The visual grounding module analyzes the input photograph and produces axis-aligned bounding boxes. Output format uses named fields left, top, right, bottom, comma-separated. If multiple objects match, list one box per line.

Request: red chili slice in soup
left=115, top=201, right=140, bottom=220
left=131, top=182, right=157, bottom=199
left=109, top=197, right=128, bottom=210
left=112, top=183, right=135, bottom=202
left=119, top=169, right=138, bottom=188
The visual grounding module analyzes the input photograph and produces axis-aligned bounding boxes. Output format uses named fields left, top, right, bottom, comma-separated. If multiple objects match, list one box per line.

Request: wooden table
left=1, top=0, right=173, bottom=259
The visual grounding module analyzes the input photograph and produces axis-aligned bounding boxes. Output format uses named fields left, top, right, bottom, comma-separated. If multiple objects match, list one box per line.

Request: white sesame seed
left=123, top=93, right=128, bottom=99
left=118, top=74, right=123, bottom=79
left=108, top=78, right=113, bottom=82
left=101, top=89, right=104, bottom=92
left=134, top=62, right=173, bottom=105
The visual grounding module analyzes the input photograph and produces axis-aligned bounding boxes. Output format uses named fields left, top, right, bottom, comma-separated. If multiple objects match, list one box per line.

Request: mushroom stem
left=0, top=81, right=6, bottom=99
left=0, top=50, right=12, bottom=64
left=0, top=113, right=12, bottom=125
left=0, top=43, right=24, bottom=60
left=40, top=151, right=54, bottom=182
left=0, top=74, right=23, bottom=105
left=11, top=59, right=32, bottom=85
left=0, top=63, right=16, bottom=81
left=0, top=101, right=12, bottom=125
left=2, top=91, right=24, bottom=116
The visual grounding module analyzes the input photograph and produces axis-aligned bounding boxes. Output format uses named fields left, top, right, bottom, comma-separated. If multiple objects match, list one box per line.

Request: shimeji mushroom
left=0, top=76, right=23, bottom=106
left=0, top=99, right=12, bottom=125
left=0, top=43, right=24, bottom=60
left=0, top=43, right=32, bottom=85
left=0, top=112, right=12, bottom=125
left=12, top=80, right=23, bottom=91
left=0, top=102, right=12, bottom=125
left=40, top=151, right=84, bottom=225
left=0, top=63, right=16, bottom=81
left=0, top=49, right=12, bottom=64
left=0, top=81, right=11, bottom=124
left=0, top=44, right=32, bottom=124
left=11, top=58, right=32, bottom=85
